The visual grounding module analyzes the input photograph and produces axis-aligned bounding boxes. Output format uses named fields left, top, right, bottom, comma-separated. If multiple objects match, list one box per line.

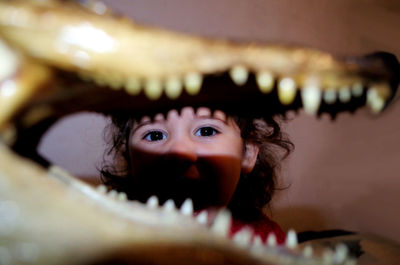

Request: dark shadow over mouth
left=103, top=150, right=242, bottom=211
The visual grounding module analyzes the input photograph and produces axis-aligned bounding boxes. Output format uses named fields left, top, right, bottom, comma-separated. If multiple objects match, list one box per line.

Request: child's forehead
left=136, top=107, right=228, bottom=124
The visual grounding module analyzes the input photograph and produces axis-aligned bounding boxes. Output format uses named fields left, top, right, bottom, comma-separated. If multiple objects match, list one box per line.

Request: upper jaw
left=0, top=1, right=399, bottom=134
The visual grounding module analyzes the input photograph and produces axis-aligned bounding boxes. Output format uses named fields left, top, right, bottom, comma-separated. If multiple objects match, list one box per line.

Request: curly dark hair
left=100, top=110, right=293, bottom=221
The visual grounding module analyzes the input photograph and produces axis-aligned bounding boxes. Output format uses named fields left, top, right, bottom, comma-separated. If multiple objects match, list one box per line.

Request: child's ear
left=241, top=143, right=259, bottom=174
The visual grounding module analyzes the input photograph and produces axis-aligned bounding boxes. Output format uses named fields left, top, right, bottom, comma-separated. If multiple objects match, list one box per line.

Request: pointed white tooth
left=196, top=211, right=208, bottom=225
left=338, top=87, right=351, bottom=103
left=367, top=88, right=385, bottom=113
left=229, top=65, right=249, bottom=86
left=125, top=77, right=141, bottom=95
left=163, top=199, right=176, bottom=212
left=267, top=233, right=277, bottom=247
left=165, top=76, right=183, bottom=99
left=146, top=195, right=159, bottom=209
left=96, top=185, right=107, bottom=194
left=144, top=79, right=163, bottom=100
left=285, top=229, right=298, bottom=249
left=333, top=243, right=349, bottom=263
left=252, top=235, right=263, bottom=247
left=117, top=192, right=127, bottom=201
left=233, top=228, right=253, bottom=247
left=211, top=209, right=232, bottom=237
left=108, top=189, right=118, bottom=199
left=303, top=244, right=313, bottom=258
left=351, top=83, right=363, bottom=97
left=323, top=89, right=337, bottom=104
left=301, top=84, right=321, bottom=115
left=180, top=198, right=193, bottom=216
left=0, top=39, right=19, bottom=82
left=278, top=77, right=296, bottom=105
left=184, top=72, right=202, bottom=95
left=256, top=71, right=274, bottom=93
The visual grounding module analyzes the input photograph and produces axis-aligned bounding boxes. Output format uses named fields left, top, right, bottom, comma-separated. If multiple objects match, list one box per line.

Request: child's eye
left=195, top=126, right=219, bottom=137
left=143, top=131, right=167, bottom=142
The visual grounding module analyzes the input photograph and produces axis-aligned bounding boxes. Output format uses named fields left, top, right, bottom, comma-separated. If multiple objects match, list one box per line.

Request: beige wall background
left=38, top=0, right=400, bottom=242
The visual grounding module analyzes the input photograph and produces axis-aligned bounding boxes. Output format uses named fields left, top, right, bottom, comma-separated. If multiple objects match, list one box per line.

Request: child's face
left=128, top=107, right=258, bottom=210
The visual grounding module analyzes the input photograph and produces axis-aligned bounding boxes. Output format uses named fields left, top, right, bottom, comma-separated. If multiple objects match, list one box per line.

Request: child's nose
left=168, top=137, right=197, bottom=162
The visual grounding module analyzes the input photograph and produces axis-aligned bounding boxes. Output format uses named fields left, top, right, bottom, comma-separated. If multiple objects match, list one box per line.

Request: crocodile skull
left=0, top=1, right=399, bottom=265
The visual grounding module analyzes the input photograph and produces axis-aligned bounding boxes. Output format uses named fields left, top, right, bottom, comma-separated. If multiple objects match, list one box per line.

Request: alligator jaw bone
left=0, top=1, right=364, bottom=80
left=0, top=1, right=398, bottom=264
left=0, top=142, right=360, bottom=265
left=0, top=0, right=398, bottom=132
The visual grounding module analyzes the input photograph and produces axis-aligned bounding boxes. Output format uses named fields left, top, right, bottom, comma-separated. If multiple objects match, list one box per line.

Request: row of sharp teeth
left=96, top=186, right=354, bottom=264
left=0, top=35, right=386, bottom=116
left=86, top=64, right=388, bottom=115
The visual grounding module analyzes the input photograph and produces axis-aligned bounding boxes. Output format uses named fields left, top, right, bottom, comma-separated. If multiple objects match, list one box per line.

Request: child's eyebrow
left=132, top=120, right=162, bottom=134
left=196, top=114, right=228, bottom=124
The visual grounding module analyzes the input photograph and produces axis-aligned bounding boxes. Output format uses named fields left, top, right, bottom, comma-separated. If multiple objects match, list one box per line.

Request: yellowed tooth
left=278, top=77, right=296, bottom=105
left=144, top=78, right=163, bottom=100
left=301, top=81, right=321, bottom=115
left=125, top=77, right=141, bottom=95
left=0, top=39, right=19, bottom=82
left=108, top=75, right=123, bottom=90
left=256, top=71, right=274, bottom=93
left=165, top=76, right=183, bottom=99
left=184, top=72, right=202, bottom=95
left=367, top=87, right=385, bottom=113
left=338, top=87, right=351, bottom=103
left=323, top=88, right=337, bottom=104
left=229, top=65, right=249, bottom=86
left=94, top=75, right=107, bottom=86
left=351, top=82, right=364, bottom=97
